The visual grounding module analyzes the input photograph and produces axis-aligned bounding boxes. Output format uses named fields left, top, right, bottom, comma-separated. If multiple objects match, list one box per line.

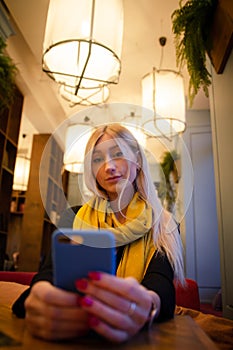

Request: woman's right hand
left=25, top=281, right=89, bottom=341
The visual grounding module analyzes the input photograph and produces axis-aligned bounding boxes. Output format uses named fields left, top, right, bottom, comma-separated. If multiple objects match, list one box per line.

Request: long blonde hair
left=83, top=123, right=185, bottom=284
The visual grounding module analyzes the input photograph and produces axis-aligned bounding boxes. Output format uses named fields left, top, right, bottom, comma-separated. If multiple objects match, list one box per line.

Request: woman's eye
left=92, top=157, right=103, bottom=164
left=113, top=151, right=123, bottom=158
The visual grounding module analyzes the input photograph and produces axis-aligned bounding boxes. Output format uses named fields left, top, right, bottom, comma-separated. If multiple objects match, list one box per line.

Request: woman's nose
left=104, top=158, right=116, bottom=173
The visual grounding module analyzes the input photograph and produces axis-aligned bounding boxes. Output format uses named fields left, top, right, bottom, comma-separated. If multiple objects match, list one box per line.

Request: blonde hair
left=83, top=123, right=185, bottom=284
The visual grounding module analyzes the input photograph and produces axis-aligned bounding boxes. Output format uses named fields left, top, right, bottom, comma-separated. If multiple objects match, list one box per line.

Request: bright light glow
left=81, top=20, right=90, bottom=37
left=125, top=125, right=146, bottom=148
left=63, top=124, right=94, bottom=173
left=13, top=156, right=30, bottom=191
left=121, top=116, right=146, bottom=148
left=43, top=0, right=123, bottom=89
left=142, top=68, right=186, bottom=137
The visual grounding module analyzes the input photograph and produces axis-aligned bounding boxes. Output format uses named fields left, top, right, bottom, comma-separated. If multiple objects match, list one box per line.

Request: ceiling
left=3, top=0, right=209, bottom=154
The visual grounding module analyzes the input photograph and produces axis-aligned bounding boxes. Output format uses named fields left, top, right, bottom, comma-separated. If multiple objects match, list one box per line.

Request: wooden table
left=0, top=304, right=218, bottom=350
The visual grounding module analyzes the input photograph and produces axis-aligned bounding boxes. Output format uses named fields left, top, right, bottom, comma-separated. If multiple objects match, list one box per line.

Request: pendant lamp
left=141, top=37, right=186, bottom=139
left=13, top=156, right=30, bottom=191
left=63, top=123, right=94, bottom=173
left=42, top=0, right=123, bottom=94
left=59, top=84, right=110, bottom=106
left=121, top=112, right=146, bottom=148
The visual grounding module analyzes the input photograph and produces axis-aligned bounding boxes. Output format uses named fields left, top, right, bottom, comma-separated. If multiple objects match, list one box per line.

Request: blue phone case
left=52, top=229, right=116, bottom=292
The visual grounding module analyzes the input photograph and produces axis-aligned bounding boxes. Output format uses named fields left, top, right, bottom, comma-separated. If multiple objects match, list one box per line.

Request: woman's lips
left=105, top=176, right=122, bottom=183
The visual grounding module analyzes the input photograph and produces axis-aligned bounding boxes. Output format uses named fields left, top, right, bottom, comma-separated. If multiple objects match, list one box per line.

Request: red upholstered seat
left=0, top=271, right=36, bottom=285
left=0, top=272, right=200, bottom=311
left=175, top=278, right=200, bottom=311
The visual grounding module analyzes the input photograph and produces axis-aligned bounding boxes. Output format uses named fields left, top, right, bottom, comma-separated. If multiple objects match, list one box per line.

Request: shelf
left=19, top=133, right=67, bottom=271
left=0, top=133, right=5, bottom=167
left=2, top=164, right=14, bottom=175
left=10, top=190, right=26, bottom=214
left=0, top=86, right=23, bottom=270
left=0, top=108, right=8, bottom=134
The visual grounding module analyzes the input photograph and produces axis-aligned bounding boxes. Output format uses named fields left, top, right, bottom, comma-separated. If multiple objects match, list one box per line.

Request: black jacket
left=12, top=206, right=175, bottom=322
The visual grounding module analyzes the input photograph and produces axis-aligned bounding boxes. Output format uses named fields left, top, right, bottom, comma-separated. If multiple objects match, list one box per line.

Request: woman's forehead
left=94, top=133, right=119, bottom=152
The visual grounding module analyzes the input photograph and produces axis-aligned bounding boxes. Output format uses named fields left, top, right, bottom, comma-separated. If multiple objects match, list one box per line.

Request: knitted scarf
left=73, top=192, right=156, bottom=281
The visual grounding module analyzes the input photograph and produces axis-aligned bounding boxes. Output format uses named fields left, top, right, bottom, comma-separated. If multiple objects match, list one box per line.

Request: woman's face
left=91, top=133, right=138, bottom=201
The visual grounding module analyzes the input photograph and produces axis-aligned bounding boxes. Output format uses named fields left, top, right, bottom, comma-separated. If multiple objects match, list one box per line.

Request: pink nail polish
left=88, top=315, right=100, bottom=327
left=80, top=296, right=93, bottom=307
left=75, top=279, right=88, bottom=290
left=88, top=271, right=101, bottom=281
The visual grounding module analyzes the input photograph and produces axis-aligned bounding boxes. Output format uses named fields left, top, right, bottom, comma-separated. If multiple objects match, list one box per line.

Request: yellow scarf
left=73, top=192, right=156, bottom=281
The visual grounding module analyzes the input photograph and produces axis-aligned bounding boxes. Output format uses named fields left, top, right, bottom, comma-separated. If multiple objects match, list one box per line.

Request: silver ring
left=128, top=301, right=137, bottom=316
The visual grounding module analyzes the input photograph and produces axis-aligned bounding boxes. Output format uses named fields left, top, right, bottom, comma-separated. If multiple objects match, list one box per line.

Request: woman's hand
left=25, top=281, right=89, bottom=341
left=76, top=272, right=161, bottom=343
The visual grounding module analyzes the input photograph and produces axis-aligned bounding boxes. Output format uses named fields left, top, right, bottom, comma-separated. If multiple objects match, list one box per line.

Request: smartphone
left=52, top=228, right=116, bottom=292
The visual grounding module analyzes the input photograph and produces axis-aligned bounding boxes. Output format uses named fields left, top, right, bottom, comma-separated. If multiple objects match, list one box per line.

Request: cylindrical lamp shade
left=13, top=156, right=30, bottom=191
left=43, top=0, right=123, bottom=89
left=123, top=125, right=146, bottom=148
left=121, top=116, right=146, bottom=148
left=142, top=68, right=186, bottom=137
left=60, top=84, right=110, bottom=106
left=63, top=124, right=94, bottom=173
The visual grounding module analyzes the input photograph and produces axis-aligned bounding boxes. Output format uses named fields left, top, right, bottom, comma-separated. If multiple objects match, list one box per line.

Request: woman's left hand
left=76, top=272, right=161, bottom=343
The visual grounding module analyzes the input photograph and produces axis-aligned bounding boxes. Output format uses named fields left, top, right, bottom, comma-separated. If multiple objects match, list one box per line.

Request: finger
left=87, top=272, right=147, bottom=302
left=88, top=315, right=135, bottom=343
left=25, top=302, right=89, bottom=340
left=30, top=281, right=80, bottom=307
left=76, top=278, right=138, bottom=316
left=26, top=312, right=89, bottom=341
left=26, top=293, right=87, bottom=322
left=79, top=294, right=149, bottom=334
left=77, top=274, right=152, bottom=319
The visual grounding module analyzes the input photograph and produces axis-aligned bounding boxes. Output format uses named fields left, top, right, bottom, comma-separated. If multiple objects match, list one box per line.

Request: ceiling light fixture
left=59, top=84, right=110, bottom=107
left=42, top=0, right=123, bottom=102
left=141, top=37, right=186, bottom=140
left=13, top=134, right=30, bottom=191
left=13, top=155, right=30, bottom=191
left=63, top=117, right=95, bottom=173
left=121, top=111, right=146, bottom=148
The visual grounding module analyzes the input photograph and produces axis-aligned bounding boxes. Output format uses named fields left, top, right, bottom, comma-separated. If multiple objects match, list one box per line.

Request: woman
left=13, top=124, right=185, bottom=343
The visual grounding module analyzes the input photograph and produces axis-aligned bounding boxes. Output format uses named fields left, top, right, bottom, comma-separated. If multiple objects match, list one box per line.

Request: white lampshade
left=42, top=0, right=123, bottom=90
left=13, top=156, right=30, bottom=191
left=142, top=68, right=186, bottom=138
left=125, top=125, right=146, bottom=148
left=121, top=113, right=146, bottom=148
left=63, top=124, right=94, bottom=173
left=59, top=84, right=110, bottom=106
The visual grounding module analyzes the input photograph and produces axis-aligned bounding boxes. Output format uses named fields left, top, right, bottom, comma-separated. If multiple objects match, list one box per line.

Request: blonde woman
left=13, top=124, right=185, bottom=343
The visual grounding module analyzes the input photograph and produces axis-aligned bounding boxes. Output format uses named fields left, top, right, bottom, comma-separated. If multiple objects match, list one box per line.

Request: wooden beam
left=209, top=0, right=233, bottom=74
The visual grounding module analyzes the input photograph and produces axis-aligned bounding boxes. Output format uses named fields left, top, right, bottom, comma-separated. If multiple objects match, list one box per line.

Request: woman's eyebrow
left=93, top=149, right=102, bottom=155
left=93, top=145, right=120, bottom=154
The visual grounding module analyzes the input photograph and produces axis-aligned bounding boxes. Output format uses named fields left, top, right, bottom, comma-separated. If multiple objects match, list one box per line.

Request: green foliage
left=158, top=150, right=180, bottom=213
left=0, top=36, right=17, bottom=112
left=171, top=0, right=218, bottom=106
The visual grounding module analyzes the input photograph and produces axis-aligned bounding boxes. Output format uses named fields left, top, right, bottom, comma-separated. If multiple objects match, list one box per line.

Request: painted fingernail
left=88, top=271, right=101, bottom=281
left=88, top=315, right=100, bottom=327
left=75, top=279, right=88, bottom=290
left=80, top=296, right=93, bottom=307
